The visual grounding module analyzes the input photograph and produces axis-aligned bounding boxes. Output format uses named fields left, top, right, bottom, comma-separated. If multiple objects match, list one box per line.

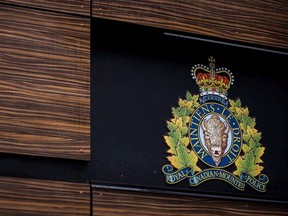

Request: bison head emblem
left=201, top=115, right=229, bottom=166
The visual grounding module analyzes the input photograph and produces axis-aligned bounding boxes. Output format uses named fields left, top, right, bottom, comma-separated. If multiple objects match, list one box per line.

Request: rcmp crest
left=162, top=57, right=269, bottom=192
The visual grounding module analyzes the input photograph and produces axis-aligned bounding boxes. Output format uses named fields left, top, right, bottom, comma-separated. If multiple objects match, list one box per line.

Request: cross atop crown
left=191, top=57, right=234, bottom=99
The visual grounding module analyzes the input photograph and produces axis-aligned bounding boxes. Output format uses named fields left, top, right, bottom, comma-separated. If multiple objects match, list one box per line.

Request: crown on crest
left=191, top=57, right=234, bottom=99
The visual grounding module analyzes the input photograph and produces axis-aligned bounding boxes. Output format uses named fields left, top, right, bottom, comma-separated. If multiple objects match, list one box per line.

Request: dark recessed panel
left=91, top=18, right=288, bottom=203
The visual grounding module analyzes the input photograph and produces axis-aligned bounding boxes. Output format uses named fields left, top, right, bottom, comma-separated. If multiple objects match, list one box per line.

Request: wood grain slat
left=0, top=5, right=90, bottom=160
left=0, top=176, right=90, bottom=215
left=93, top=189, right=288, bottom=216
left=1, top=0, right=90, bottom=16
left=92, top=0, right=288, bottom=50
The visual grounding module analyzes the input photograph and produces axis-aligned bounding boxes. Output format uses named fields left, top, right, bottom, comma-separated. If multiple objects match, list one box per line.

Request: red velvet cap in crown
left=191, top=57, right=234, bottom=98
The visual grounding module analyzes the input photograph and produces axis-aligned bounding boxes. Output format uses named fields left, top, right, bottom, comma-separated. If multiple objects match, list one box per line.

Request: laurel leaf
left=233, top=151, right=264, bottom=177
left=168, top=144, right=201, bottom=171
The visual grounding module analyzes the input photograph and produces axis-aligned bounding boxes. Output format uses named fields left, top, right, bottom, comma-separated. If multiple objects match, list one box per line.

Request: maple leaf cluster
left=229, top=99, right=265, bottom=177
left=164, top=92, right=201, bottom=172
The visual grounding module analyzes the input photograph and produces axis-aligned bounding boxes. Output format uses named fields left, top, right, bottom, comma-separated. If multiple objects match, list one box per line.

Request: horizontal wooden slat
left=0, top=5, right=90, bottom=160
left=1, top=0, right=90, bottom=16
left=0, top=176, right=90, bottom=215
left=92, top=0, right=288, bottom=50
left=93, top=189, right=288, bottom=216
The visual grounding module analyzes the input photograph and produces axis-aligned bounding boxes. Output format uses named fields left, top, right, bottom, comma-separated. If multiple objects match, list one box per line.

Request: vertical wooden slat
left=0, top=5, right=90, bottom=160
left=92, top=0, right=288, bottom=49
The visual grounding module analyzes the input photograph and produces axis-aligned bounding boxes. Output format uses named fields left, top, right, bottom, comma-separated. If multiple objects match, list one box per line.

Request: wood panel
left=0, top=5, right=90, bottom=160
left=92, top=0, right=288, bottom=50
left=0, top=176, right=90, bottom=215
left=93, top=189, right=288, bottom=216
left=1, top=0, right=90, bottom=16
